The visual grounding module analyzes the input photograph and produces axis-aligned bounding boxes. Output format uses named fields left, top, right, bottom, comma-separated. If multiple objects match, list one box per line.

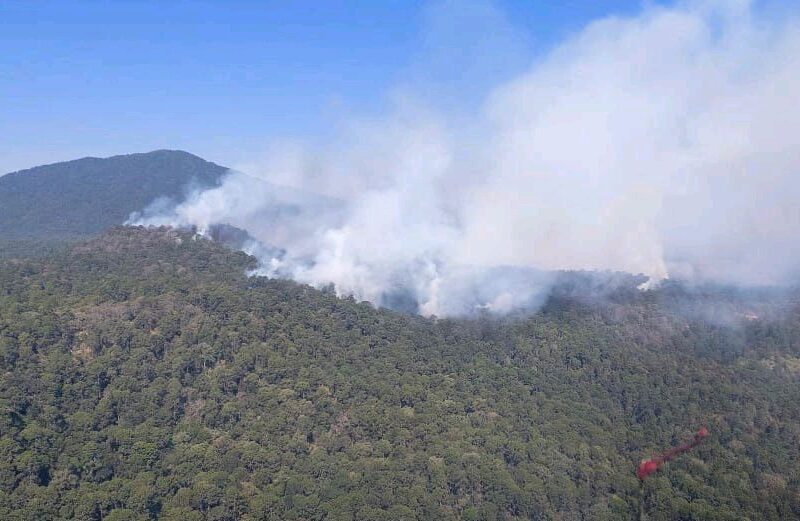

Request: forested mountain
left=0, top=151, right=226, bottom=258
left=1, top=227, right=799, bottom=520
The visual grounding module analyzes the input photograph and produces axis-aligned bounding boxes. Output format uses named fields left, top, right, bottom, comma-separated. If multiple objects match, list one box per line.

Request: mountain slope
left=1, top=227, right=798, bottom=520
left=0, top=150, right=226, bottom=257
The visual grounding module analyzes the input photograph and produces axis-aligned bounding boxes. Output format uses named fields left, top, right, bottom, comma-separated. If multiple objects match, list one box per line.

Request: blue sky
left=0, top=0, right=791, bottom=173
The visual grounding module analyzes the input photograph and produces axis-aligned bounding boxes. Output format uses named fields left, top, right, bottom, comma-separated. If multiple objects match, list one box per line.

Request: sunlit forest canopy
left=1, top=227, right=798, bottom=520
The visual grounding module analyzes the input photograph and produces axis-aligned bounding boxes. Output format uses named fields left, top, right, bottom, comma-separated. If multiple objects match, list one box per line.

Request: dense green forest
left=1, top=227, right=799, bottom=520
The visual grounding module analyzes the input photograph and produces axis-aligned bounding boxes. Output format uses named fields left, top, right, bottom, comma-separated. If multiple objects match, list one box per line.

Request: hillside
left=0, top=151, right=226, bottom=257
left=1, top=227, right=799, bottom=520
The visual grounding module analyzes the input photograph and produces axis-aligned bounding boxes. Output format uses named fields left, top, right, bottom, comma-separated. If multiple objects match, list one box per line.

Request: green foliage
left=0, top=227, right=798, bottom=519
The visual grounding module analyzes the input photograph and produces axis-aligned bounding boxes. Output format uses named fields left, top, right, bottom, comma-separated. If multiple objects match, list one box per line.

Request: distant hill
left=0, top=150, right=226, bottom=257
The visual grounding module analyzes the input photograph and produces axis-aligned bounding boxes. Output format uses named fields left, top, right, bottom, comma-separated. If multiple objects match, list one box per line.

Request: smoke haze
left=131, top=0, right=800, bottom=316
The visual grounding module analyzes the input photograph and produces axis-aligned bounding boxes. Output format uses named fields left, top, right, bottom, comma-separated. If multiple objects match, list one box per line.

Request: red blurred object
left=636, top=427, right=710, bottom=480
left=636, top=459, right=660, bottom=480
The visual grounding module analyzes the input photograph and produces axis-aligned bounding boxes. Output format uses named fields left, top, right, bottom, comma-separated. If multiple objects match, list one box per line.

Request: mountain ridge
left=0, top=149, right=211, bottom=178
left=0, top=149, right=228, bottom=257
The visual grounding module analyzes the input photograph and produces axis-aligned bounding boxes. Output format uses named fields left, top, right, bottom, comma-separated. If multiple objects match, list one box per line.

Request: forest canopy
left=1, top=227, right=798, bottom=520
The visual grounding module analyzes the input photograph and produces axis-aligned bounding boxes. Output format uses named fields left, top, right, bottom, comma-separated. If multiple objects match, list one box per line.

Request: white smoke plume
left=130, top=0, right=800, bottom=316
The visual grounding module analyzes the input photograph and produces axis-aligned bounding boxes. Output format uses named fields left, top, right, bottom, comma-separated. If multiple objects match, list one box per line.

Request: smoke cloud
left=130, top=0, right=800, bottom=316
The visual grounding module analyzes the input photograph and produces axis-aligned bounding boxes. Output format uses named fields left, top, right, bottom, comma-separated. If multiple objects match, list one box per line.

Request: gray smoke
left=130, top=0, right=800, bottom=316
